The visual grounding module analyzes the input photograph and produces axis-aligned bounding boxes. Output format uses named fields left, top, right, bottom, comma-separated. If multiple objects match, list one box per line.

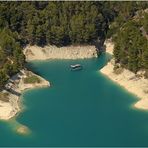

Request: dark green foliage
left=0, top=70, right=8, bottom=89
left=0, top=1, right=117, bottom=46
left=107, top=1, right=148, bottom=38
left=1, top=1, right=146, bottom=47
left=0, top=28, right=25, bottom=89
left=113, top=13, right=148, bottom=74
left=0, top=3, right=147, bottom=51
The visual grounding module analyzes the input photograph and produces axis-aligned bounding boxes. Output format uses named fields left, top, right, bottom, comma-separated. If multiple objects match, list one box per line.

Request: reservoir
left=0, top=54, right=148, bottom=147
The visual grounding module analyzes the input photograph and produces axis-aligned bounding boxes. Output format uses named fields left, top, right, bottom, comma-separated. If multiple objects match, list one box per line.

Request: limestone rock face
left=24, top=45, right=98, bottom=61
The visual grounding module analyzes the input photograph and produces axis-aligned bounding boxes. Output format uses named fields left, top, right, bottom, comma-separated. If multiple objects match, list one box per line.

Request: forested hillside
left=0, top=29, right=25, bottom=89
left=109, top=8, right=148, bottom=76
left=0, top=1, right=148, bottom=89
left=0, top=1, right=116, bottom=46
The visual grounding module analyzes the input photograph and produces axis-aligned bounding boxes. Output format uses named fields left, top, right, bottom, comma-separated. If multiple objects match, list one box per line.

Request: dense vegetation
left=109, top=7, right=148, bottom=76
left=0, top=1, right=148, bottom=89
left=0, top=29, right=25, bottom=89
left=0, top=1, right=117, bottom=47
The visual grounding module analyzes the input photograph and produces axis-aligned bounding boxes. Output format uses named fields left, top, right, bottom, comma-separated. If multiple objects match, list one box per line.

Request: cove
left=1, top=54, right=148, bottom=147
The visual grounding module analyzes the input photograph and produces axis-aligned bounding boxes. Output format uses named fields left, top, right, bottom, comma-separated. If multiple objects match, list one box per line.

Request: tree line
left=0, top=1, right=117, bottom=47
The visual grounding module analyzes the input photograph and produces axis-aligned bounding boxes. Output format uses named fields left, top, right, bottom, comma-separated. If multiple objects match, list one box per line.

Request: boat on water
left=70, top=64, right=83, bottom=71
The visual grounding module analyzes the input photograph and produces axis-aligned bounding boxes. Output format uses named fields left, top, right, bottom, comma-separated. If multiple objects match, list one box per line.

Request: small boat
left=70, top=64, right=82, bottom=71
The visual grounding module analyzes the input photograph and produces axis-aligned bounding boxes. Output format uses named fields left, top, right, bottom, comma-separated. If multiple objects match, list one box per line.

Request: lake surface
left=1, top=54, right=148, bottom=147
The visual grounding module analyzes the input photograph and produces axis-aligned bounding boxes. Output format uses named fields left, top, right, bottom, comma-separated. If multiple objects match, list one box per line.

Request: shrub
left=24, top=75, right=41, bottom=84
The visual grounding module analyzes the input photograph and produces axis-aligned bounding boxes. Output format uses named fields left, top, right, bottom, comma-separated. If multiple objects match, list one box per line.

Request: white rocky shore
left=100, top=40, right=148, bottom=110
left=0, top=44, right=97, bottom=121
left=24, top=45, right=98, bottom=61
left=0, top=70, right=50, bottom=120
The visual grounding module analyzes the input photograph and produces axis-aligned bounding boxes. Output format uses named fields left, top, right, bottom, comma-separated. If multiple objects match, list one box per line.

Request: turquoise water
left=1, top=54, right=148, bottom=147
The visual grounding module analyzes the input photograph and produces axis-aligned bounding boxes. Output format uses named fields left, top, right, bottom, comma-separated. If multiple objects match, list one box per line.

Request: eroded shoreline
left=0, top=70, right=50, bottom=121
left=0, top=45, right=98, bottom=121
left=100, top=40, right=148, bottom=110
left=1, top=40, right=147, bottom=124
left=24, top=45, right=98, bottom=61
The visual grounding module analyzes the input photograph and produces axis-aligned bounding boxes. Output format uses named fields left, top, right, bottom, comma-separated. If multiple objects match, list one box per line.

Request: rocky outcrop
left=24, top=45, right=98, bottom=61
